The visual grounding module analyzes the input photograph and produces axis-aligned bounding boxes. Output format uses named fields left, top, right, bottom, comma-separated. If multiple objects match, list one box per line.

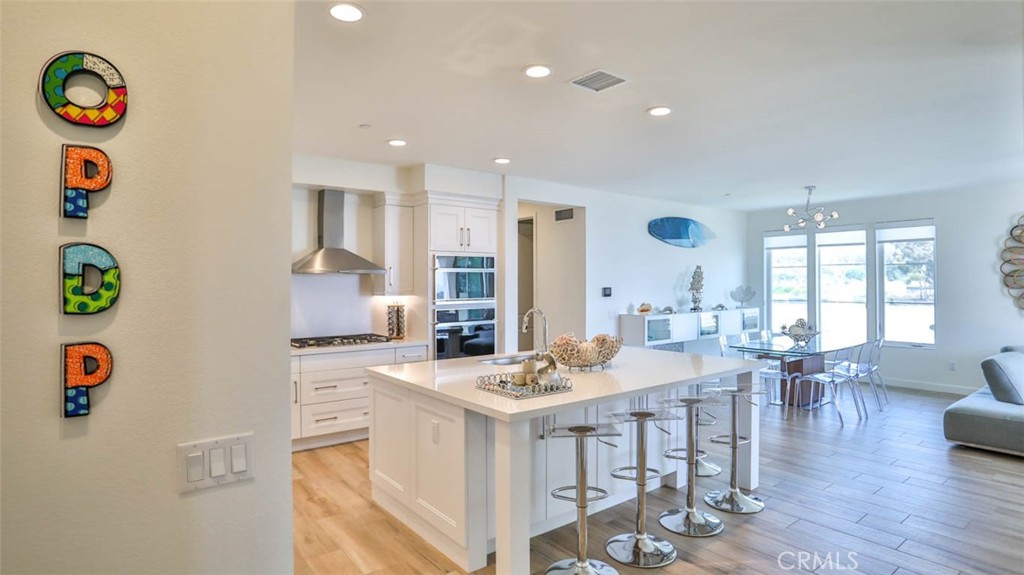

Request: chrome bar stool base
left=546, top=558, right=620, bottom=575
left=704, top=487, right=765, bottom=514
left=658, top=508, right=724, bottom=538
left=605, top=533, right=677, bottom=568
left=695, top=457, right=721, bottom=477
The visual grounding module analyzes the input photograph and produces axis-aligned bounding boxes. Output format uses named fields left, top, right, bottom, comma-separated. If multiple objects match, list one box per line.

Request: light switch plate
left=177, top=432, right=254, bottom=493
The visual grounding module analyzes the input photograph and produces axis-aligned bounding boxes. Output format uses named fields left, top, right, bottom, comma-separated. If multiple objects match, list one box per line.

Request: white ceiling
left=292, top=1, right=1024, bottom=210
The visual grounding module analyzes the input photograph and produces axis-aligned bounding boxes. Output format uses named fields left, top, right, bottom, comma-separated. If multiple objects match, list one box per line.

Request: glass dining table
left=730, top=334, right=866, bottom=407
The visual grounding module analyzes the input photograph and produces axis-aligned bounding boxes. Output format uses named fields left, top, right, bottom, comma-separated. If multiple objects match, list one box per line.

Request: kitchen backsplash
left=290, top=273, right=374, bottom=337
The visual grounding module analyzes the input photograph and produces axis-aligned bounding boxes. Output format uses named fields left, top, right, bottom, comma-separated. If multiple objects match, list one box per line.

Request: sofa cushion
left=1001, top=345, right=1024, bottom=354
left=983, top=352, right=1024, bottom=405
left=944, top=391, right=1024, bottom=454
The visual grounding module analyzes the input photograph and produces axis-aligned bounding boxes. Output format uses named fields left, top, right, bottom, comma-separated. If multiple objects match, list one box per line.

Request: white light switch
left=209, top=447, right=226, bottom=478
left=186, top=452, right=204, bottom=483
left=230, top=444, right=247, bottom=473
left=178, top=432, right=254, bottom=492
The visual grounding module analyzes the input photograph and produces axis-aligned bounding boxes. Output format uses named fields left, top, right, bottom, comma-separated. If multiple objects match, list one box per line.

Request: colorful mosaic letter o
left=62, top=145, right=112, bottom=218
left=61, top=243, right=121, bottom=315
left=40, top=52, right=127, bottom=127
left=62, top=342, right=113, bottom=417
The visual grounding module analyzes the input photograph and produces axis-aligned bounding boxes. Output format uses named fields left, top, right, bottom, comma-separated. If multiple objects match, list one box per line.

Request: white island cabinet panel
left=411, top=393, right=467, bottom=543
left=369, top=383, right=410, bottom=500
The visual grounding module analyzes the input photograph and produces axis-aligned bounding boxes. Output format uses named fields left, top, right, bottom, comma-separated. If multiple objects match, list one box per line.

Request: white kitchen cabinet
left=292, top=343, right=429, bottom=450
left=290, top=360, right=301, bottom=440
left=373, top=200, right=414, bottom=295
left=428, top=204, right=496, bottom=253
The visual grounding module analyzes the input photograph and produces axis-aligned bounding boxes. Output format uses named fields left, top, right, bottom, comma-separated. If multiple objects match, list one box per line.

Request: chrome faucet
left=522, top=308, right=549, bottom=353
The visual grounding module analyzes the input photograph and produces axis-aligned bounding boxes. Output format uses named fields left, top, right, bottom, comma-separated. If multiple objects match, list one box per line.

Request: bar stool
left=547, top=422, right=623, bottom=575
left=605, top=407, right=679, bottom=568
left=705, top=385, right=766, bottom=514
left=659, top=393, right=726, bottom=537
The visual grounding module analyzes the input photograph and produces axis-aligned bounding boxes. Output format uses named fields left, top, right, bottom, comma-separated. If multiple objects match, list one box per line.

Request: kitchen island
left=365, top=346, right=761, bottom=575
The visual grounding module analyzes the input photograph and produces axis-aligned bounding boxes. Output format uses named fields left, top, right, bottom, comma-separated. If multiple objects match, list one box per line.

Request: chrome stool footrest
left=708, top=433, right=750, bottom=446
left=662, top=447, right=709, bottom=461
left=609, top=466, right=661, bottom=482
left=551, top=485, right=609, bottom=503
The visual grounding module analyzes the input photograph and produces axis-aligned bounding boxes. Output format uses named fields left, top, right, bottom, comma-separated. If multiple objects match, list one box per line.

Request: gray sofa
left=943, top=346, right=1024, bottom=455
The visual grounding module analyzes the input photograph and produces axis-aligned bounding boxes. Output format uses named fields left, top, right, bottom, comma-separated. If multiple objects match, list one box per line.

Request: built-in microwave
left=434, top=304, right=496, bottom=360
left=434, top=255, right=495, bottom=303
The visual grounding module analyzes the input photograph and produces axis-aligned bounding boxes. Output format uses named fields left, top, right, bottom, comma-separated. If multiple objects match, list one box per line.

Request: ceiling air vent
left=570, top=70, right=627, bottom=93
left=554, top=208, right=575, bottom=221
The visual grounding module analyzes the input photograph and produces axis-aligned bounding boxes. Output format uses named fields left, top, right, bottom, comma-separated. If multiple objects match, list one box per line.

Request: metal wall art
left=62, top=342, right=113, bottom=417
left=62, top=145, right=112, bottom=218
left=61, top=243, right=121, bottom=315
left=1001, top=215, right=1024, bottom=310
left=648, top=217, right=707, bottom=248
left=40, top=51, right=128, bottom=126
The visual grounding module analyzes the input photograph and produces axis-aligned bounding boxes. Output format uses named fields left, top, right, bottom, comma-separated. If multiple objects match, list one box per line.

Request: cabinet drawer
left=301, top=368, right=369, bottom=405
left=300, top=349, right=396, bottom=372
left=301, top=398, right=370, bottom=437
left=395, top=345, right=428, bottom=364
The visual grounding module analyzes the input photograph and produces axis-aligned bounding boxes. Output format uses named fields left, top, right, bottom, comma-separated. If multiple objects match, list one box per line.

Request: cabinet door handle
left=315, top=416, right=338, bottom=424
left=362, top=380, right=369, bottom=385
left=293, top=380, right=298, bottom=404
left=401, top=352, right=424, bottom=358
left=459, top=227, right=464, bottom=246
left=362, top=411, right=370, bottom=416
left=466, top=227, right=471, bottom=247
left=387, top=266, right=393, bottom=287
left=314, top=385, right=338, bottom=391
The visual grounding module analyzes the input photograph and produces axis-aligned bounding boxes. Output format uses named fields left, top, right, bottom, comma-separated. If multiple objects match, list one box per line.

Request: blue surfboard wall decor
left=648, top=217, right=708, bottom=248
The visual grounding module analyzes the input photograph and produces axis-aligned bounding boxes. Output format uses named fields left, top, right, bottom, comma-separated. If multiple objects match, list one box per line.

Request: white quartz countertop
left=365, top=346, right=761, bottom=422
left=290, top=339, right=429, bottom=357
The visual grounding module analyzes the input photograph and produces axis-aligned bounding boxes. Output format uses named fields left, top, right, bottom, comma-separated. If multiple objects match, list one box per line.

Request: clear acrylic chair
left=795, top=346, right=867, bottom=426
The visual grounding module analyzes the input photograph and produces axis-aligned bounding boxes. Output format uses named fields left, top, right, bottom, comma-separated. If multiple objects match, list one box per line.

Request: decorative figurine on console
left=689, top=265, right=704, bottom=312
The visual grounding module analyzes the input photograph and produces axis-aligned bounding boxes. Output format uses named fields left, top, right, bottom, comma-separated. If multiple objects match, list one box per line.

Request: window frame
left=875, top=220, right=937, bottom=349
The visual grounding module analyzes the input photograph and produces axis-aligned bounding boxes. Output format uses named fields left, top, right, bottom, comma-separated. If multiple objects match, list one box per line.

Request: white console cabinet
left=620, top=308, right=760, bottom=347
left=291, top=343, right=428, bottom=451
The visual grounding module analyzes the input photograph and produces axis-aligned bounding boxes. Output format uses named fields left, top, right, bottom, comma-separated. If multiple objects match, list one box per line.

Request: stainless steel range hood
left=291, top=189, right=386, bottom=275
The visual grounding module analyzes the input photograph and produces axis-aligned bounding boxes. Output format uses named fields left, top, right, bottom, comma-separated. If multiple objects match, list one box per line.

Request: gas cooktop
left=290, top=334, right=391, bottom=348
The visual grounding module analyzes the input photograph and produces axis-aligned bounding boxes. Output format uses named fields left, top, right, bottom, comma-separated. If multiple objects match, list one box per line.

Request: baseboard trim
left=291, top=428, right=368, bottom=452
left=881, top=378, right=976, bottom=397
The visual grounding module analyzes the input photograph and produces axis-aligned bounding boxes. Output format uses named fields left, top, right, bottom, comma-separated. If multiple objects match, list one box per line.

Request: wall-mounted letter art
left=40, top=51, right=127, bottom=127
left=61, top=243, right=121, bottom=314
left=62, top=342, right=113, bottom=417
left=61, top=145, right=112, bottom=218
left=648, top=217, right=708, bottom=248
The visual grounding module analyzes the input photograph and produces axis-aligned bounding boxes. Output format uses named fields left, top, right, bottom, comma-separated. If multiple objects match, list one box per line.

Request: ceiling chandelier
left=783, top=185, right=839, bottom=232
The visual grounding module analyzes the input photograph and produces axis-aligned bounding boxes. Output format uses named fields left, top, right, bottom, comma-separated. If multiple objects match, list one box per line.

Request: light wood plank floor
left=293, top=387, right=1024, bottom=575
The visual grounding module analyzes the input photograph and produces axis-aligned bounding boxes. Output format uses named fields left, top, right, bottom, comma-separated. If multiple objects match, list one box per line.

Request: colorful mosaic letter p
left=62, top=342, right=113, bottom=417
left=62, top=145, right=112, bottom=218
left=61, top=243, right=121, bottom=314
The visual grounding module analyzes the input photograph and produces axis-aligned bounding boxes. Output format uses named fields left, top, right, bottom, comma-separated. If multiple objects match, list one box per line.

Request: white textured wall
left=746, top=182, right=1024, bottom=395
left=1, top=2, right=294, bottom=573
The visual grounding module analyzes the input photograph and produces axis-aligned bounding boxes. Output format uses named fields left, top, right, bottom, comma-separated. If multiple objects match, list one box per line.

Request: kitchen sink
left=478, top=353, right=535, bottom=366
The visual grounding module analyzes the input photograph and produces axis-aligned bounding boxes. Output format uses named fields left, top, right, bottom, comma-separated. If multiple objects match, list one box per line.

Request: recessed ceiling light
left=647, top=106, right=672, bottom=117
left=329, top=3, right=364, bottom=22
left=523, top=65, right=551, bottom=79
left=493, top=157, right=511, bottom=165
left=387, top=139, right=407, bottom=147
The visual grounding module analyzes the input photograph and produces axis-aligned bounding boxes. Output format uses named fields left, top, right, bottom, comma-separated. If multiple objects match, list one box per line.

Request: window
left=877, top=223, right=936, bottom=346
left=817, top=230, right=867, bottom=342
left=765, top=234, right=807, bottom=330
